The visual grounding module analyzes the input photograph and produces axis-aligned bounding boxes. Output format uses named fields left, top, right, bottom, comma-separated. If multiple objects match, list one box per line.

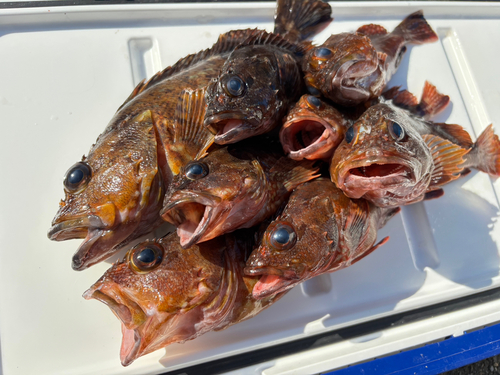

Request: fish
left=330, top=83, right=500, bottom=207
left=161, top=141, right=320, bottom=249
left=47, top=29, right=255, bottom=271
left=244, top=178, right=398, bottom=299
left=83, top=230, right=286, bottom=366
left=302, top=10, right=438, bottom=106
left=280, top=94, right=350, bottom=160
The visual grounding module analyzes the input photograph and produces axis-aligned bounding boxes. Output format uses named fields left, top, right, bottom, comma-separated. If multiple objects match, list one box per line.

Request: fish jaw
left=204, top=112, right=262, bottom=145
left=244, top=267, right=300, bottom=299
left=281, top=115, right=340, bottom=160
left=161, top=191, right=222, bottom=249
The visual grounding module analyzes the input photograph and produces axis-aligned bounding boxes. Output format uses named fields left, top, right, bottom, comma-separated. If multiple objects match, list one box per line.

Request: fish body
left=84, top=230, right=285, bottom=366
left=48, top=30, right=253, bottom=270
left=330, top=95, right=500, bottom=208
left=161, top=143, right=319, bottom=249
left=245, top=179, right=397, bottom=299
left=302, top=11, right=438, bottom=106
left=204, top=32, right=305, bottom=144
left=280, top=94, right=350, bottom=160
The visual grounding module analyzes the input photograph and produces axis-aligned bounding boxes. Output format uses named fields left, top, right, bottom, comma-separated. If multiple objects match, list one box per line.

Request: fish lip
left=83, top=285, right=147, bottom=366
left=71, top=228, right=106, bottom=271
left=244, top=268, right=299, bottom=299
left=204, top=112, right=260, bottom=145
left=47, top=215, right=105, bottom=241
left=161, top=191, right=221, bottom=248
left=281, top=116, right=336, bottom=160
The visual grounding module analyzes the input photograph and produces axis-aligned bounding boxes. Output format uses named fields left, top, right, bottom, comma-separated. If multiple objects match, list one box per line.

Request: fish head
left=161, top=147, right=268, bottom=248
left=280, top=95, right=347, bottom=160
left=204, top=46, right=299, bottom=144
left=48, top=111, right=164, bottom=270
left=303, top=33, right=384, bottom=106
left=245, top=180, right=336, bottom=299
left=330, top=103, right=434, bottom=207
left=83, top=233, right=225, bottom=366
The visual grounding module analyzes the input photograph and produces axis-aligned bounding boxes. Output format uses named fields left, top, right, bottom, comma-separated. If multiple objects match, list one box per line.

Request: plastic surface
left=1, top=2, right=500, bottom=375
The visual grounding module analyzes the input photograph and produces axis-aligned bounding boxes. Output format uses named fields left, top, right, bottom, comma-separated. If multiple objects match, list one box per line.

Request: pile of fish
left=48, top=0, right=500, bottom=367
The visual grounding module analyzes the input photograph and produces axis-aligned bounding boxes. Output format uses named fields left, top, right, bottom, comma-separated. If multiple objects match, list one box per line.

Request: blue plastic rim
left=325, top=321, right=500, bottom=375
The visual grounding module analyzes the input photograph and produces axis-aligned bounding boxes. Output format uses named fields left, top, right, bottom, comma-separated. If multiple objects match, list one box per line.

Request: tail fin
left=465, top=124, right=500, bottom=176
left=393, top=10, right=438, bottom=45
left=165, top=87, right=214, bottom=175
left=274, top=0, right=332, bottom=43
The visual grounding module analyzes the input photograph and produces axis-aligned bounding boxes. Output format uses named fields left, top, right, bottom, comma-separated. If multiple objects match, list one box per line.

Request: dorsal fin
left=417, top=81, right=450, bottom=117
left=430, top=122, right=473, bottom=148
left=234, top=30, right=307, bottom=57
left=117, top=29, right=259, bottom=111
left=422, top=134, right=468, bottom=188
left=357, top=24, right=388, bottom=36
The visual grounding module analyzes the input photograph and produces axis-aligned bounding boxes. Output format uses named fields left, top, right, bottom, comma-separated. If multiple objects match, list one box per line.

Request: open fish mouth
left=331, top=58, right=378, bottom=103
left=83, top=285, right=148, bottom=366
left=244, top=266, right=299, bottom=299
left=281, top=116, right=336, bottom=160
left=204, top=112, right=259, bottom=145
left=161, top=192, right=221, bottom=249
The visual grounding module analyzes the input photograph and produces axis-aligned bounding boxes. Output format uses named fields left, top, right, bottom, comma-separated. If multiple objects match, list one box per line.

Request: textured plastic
left=1, top=2, right=500, bottom=375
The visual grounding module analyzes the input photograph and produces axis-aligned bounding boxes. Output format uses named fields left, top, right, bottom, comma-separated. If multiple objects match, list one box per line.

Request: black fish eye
left=306, top=95, right=322, bottom=109
left=314, top=47, right=333, bottom=59
left=306, top=85, right=321, bottom=96
left=185, top=162, right=209, bottom=180
left=389, top=122, right=405, bottom=141
left=64, top=162, right=91, bottom=192
left=345, top=126, right=355, bottom=144
left=269, top=222, right=296, bottom=251
left=222, top=75, right=246, bottom=97
left=130, top=244, right=163, bottom=273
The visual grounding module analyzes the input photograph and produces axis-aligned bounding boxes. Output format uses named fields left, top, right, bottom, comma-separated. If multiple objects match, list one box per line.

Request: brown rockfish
left=245, top=179, right=398, bottom=299
left=161, top=143, right=319, bottom=248
left=280, top=94, right=350, bottom=160
left=84, top=230, right=286, bottom=366
left=302, top=11, right=438, bottom=106
left=330, top=84, right=500, bottom=208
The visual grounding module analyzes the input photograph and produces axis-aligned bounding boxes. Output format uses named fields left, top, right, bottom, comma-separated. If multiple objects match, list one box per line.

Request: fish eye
left=129, top=243, right=164, bottom=273
left=345, top=126, right=356, bottom=144
left=314, top=47, right=333, bottom=59
left=306, top=95, right=323, bottom=110
left=64, top=162, right=91, bottom=192
left=222, top=74, right=246, bottom=97
left=185, top=162, right=209, bottom=180
left=268, top=222, right=297, bottom=251
left=389, top=122, right=405, bottom=141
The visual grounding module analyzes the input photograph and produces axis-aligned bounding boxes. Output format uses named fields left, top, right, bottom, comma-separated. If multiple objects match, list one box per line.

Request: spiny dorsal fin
left=417, top=81, right=450, bottom=117
left=357, top=24, right=388, bottom=36
left=166, top=88, right=214, bottom=175
left=274, top=0, right=332, bottom=43
left=423, top=134, right=468, bottom=188
left=117, top=29, right=259, bottom=111
left=430, top=122, right=473, bottom=148
left=235, top=30, right=308, bottom=57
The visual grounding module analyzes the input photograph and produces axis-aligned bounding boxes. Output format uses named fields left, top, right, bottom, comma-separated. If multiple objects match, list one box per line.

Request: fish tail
left=281, top=159, right=321, bottom=191
left=167, top=87, right=214, bottom=175
left=465, top=124, right=500, bottom=176
left=417, top=81, right=450, bottom=117
left=393, top=10, right=438, bottom=45
left=274, top=0, right=332, bottom=43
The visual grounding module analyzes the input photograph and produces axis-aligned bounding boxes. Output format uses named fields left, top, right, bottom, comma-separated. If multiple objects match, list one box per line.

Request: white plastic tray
left=1, top=2, right=500, bottom=375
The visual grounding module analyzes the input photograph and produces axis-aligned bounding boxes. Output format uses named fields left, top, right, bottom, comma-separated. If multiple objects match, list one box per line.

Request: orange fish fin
left=464, top=124, right=500, bottom=176
left=423, top=134, right=468, bottom=188
left=430, top=122, right=473, bottom=149
left=393, top=10, right=438, bottom=45
left=342, top=200, right=371, bottom=252
left=165, top=88, right=214, bottom=175
left=357, top=24, right=388, bottom=36
left=279, top=159, right=320, bottom=192
left=417, top=81, right=450, bottom=117
left=117, top=29, right=258, bottom=110
left=274, top=0, right=332, bottom=43
left=377, top=51, right=388, bottom=65
left=386, top=87, right=419, bottom=110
